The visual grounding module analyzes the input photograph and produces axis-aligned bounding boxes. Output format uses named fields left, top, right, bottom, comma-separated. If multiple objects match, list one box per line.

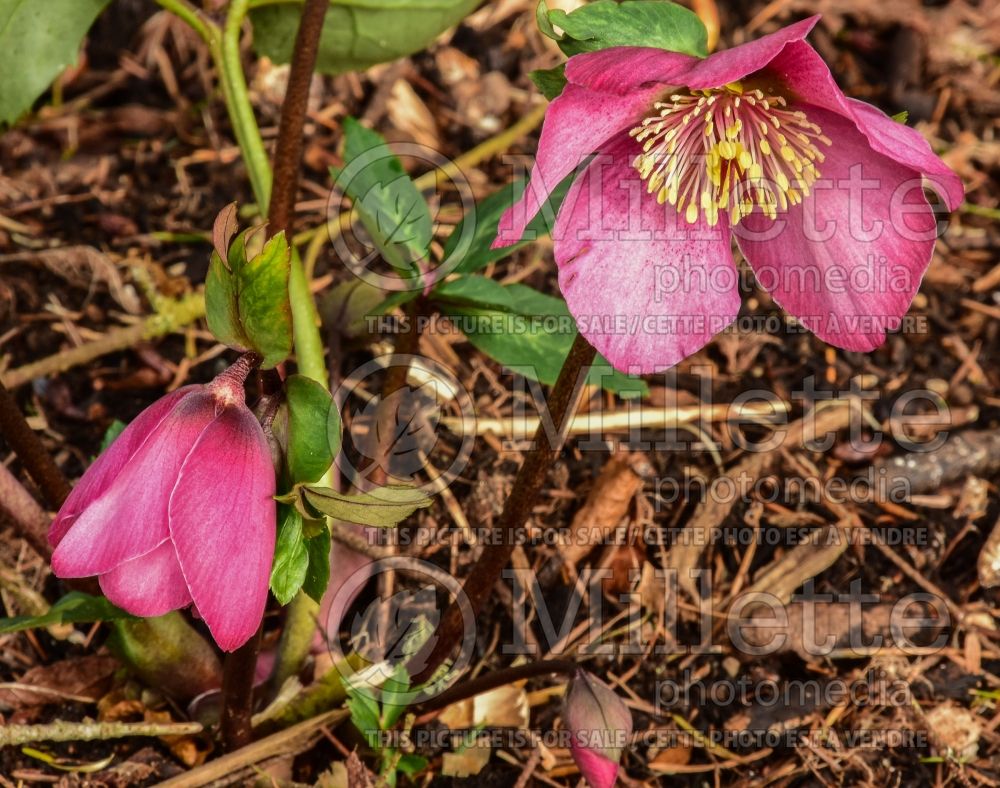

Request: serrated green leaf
left=434, top=276, right=648, bottom=397
left=542, top=0, right=707, bottom=57
left=270, top=507, right=310, bottom=605
left=300, top=484, right=432, bottom=527
left=302, top=528, right=331, bottom=604
left=529, top=64, right=567, bottom=100
left=250, top=0, right=480, bottom=75
left=330, top=118, right=432, bottom=273
left=286, top=375, right=341, bottom=484
left=0, top=0, right=113, bottom=125
left=0, top=592, right=132, bottom=634
left=205, top=227, right=293, bottom=369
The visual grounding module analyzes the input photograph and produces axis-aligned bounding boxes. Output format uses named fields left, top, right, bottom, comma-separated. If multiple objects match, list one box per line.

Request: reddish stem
left=410, top=333, right=596, bottom=682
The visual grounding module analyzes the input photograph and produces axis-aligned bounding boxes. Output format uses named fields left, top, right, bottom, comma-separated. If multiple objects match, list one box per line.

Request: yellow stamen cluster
left=629, top=81, right=831, bottom=226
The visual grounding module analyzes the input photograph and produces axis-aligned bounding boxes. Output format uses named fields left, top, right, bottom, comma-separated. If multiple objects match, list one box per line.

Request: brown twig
left=411, top=333, right=597, bottom=682
left=0, top=461, right=52, bottom=559
left=0, top=380, right=70, bottom=509
left=267, top=0, right=329, bottom=238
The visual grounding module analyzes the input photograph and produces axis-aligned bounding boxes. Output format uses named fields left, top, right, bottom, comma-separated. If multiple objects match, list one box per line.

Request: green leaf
left=347, top=685, right=382, bottom=747
left=540, top=0, right=707, bottom=57
left=0, top=592, right=132, bottom=634
left=891, top=110, right=909, bottom=124
left=99, top=420, right=126, bottom=453
left=380, top=662, right=411, bottom=728
left=286, top=375, right=341, bottom=484
left=302, top=528, right=331, bottom=604
left=205, top=227, right=293, bottom=368
left=331, top=118, right=433, bottom=273
left=434, top=276, right=647, bottom=397
left=250, top=0, right=481, bottom=75
left=529, top=64, right=567, bottom=100
left=0, top=0, right=113, bottom=125
left=440, top=173, right=573, bottom=278
left=270, top=507, right=310, bottom=605
left=299, top=484, right=432, bottom=527
left=396, top=754, right=429, bottom=778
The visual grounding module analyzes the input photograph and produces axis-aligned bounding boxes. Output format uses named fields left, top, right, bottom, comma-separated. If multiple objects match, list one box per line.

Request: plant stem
left=414, top=659, right=578, bottom=715
left=268, top=0, right=328, bottom=237
left=219, top=0, right=272, bottom=209
left=0, top=381, right=70, bottom=510
left=220, top=627, right=262, bottom=751
left=154, top=0, right=215, bottom=43
left=410, top=333, right=597, bottom=682
left=265, top=0, right=332, bottom=695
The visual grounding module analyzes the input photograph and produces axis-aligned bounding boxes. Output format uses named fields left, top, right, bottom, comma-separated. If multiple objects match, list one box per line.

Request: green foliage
left=250, top=0, right=480, bottom=75
left=284, top=374, right=342, bottom=485
left=205, top=226, right=293, bottom=369
left=270, top=506, right=331, bottom=605
left=529, top=65, right=568, bottom=100
left=0, top=0, right=112, bottom=125
left=346, top=663, right=428, bottom=787
left=0, top=592, right=132, bottom=634
left=434, top=275, right=648, bottom=397
left=331, top=118, right=433, bottom=274
left=288, top=484, right=433, bottom=527
left=538, top=0, right=707, bottom=58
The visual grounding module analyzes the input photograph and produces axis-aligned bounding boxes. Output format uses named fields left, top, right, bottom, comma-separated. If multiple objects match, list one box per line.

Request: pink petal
left=735, top=105, right=938, bottom=352
left=493, top=82, right=663, bottom=248
left=767, top=42, right=964, bottom=211
left=169, top=406, right=276, bottom=652
left=99, top=541, right=191, bottom=616
left=565, top=16, right=820, bottom=94
left=570, top=745, right=619, bottom=788
left=50, top=386, right=196, bottom=547
left=846, top=98, right=964, bottom=211
left=554, top=135, right=740, bottom=374
left=51, top=391, right=217, bottom=578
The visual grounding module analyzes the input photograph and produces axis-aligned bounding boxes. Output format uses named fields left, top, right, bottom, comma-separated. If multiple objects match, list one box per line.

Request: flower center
left=629, top=81, right=831, bottom=226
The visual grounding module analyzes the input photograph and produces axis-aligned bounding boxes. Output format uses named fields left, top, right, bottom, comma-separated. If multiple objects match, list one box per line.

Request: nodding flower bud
left=563, top=669, right=633, bottom=788
left=50, top=355, right=275, bottom=652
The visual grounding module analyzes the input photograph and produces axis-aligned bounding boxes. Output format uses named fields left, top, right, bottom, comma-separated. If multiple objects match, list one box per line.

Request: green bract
left=205, top=219, right=293, bottom=369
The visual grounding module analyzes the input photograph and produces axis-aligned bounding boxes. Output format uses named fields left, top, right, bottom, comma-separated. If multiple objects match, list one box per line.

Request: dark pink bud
left=50, top=357, right=276, bottom=652
left=564, top=669, right=633, bottom=788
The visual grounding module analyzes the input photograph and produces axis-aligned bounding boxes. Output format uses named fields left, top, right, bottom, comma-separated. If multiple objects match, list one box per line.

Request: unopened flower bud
left=563, top=669, right=633, bottom=788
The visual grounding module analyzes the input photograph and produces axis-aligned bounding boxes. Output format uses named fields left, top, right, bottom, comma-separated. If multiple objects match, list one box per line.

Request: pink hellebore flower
left=49, top=357, right=276, bottom=652
left=494, top=16, right=963, bottom=374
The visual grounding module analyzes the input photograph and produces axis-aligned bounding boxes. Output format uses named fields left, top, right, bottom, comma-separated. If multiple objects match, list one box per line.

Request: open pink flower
left=494, top=16, right=963, bottom=373
left=50, top=358, right=276, bottom=651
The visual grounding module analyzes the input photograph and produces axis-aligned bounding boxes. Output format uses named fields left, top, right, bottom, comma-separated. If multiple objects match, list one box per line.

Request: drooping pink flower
left=494, top=16, right=963, bottom=373
left=563, top=669, right=633, bottom=788
left=50, top=357, right=276, bottom=652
